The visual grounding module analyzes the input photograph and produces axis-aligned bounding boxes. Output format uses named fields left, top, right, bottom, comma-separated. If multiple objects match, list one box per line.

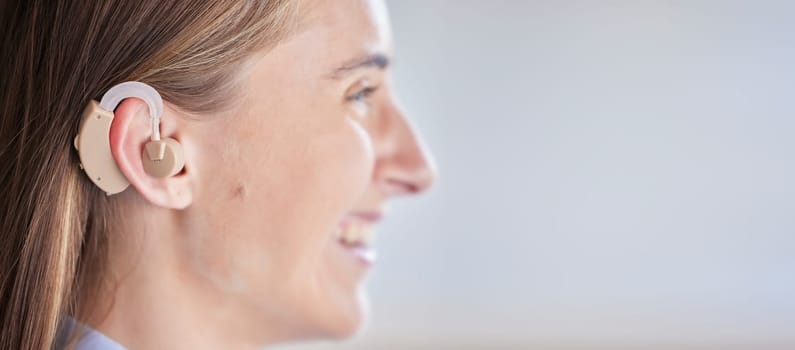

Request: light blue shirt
left=55, top=316, right=126, bottom=350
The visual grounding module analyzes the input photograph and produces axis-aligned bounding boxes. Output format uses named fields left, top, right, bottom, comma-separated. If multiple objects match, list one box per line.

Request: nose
left=373, top=104, right=438, bottom=197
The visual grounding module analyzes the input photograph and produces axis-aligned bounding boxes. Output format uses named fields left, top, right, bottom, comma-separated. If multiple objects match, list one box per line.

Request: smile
left=334, top=220, right=378, bottom=266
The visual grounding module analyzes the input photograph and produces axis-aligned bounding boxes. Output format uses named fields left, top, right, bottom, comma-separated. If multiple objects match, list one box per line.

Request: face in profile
left=172, top=0, right=436, bottom=343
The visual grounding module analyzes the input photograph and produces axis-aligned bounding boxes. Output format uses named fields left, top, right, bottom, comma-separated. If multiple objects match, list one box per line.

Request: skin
left=91, top=0, right=437, bottom=349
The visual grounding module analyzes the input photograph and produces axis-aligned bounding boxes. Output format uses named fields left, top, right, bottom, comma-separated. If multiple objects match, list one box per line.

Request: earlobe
left=108, top=98, right=193, bottom=209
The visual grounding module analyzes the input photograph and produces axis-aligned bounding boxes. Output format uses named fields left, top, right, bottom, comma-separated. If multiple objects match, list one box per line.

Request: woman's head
left=1, top=0, right=436, bottom=348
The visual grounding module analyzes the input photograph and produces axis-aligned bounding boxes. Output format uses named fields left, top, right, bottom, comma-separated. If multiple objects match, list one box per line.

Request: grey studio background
left=277, top=1, right=795, bottom=349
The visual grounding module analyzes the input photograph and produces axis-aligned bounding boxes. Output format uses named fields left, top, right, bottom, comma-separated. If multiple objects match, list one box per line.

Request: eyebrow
left=327, top=52, right=390, bottom=80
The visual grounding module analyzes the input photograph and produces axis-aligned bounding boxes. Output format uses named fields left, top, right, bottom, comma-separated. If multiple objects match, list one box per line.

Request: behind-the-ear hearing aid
left=73, top=81, right=185, bottom=195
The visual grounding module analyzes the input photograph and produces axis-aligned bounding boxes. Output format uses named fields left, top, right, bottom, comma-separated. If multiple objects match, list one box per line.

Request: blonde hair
left=0, top=1, right=297, bottom=349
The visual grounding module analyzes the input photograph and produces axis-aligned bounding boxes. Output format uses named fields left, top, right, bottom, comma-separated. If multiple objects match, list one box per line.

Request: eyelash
left=347, top=86, right=379, bottom=104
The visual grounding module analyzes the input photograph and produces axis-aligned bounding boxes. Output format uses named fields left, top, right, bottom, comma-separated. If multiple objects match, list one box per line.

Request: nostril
left=376, top=159, right=437, bottom=197
left=381, top=178, right=420, bottom=196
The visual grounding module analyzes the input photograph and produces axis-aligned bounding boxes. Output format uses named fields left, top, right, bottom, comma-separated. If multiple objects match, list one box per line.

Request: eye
left=346, top=86, right=380, bottom=104
left=344, top=79, right=382, bottom=117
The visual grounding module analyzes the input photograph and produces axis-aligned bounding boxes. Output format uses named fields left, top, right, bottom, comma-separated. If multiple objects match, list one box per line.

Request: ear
left=108, top=97, right=193, bottom=209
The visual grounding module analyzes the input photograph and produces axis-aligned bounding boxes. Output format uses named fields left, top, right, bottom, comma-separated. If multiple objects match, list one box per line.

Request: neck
left=76, top=195, right=287, bottom=350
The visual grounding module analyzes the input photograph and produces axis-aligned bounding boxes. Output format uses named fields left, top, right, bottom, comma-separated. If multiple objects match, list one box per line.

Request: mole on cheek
left=231, top=183, right=247, bottom=199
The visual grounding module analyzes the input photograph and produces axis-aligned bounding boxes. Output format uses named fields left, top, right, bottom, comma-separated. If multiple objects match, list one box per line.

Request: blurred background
left=278, top=1, right=795, bottom=349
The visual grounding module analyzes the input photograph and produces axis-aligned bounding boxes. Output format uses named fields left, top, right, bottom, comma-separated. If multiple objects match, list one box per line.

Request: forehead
left=298, top=0, right=393, bottom=55
left=232, top=0, right=395, bottom=103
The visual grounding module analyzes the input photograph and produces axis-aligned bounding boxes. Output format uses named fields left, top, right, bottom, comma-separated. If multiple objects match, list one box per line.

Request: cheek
left=187, top=113, right=374, bottom=301
left=279, top=119, right=375, bottom=335
left=271, top=117, right=374, bottom=270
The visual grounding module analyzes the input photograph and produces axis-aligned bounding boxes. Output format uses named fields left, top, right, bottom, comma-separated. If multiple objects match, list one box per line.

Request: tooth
left=361, top=227, right=373, bottom=244
left=347, top=225, right=361, bottom=244
left=359, top=227, right=368, bottom=242
left=351, top=225, right=363, bottom=243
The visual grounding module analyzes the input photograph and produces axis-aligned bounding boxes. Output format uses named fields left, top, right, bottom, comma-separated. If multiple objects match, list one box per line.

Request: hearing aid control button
left=73, top=135, right=83, bottom=169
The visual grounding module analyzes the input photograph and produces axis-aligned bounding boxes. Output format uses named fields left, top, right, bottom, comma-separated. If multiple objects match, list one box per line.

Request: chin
left=313, top=288, right=372, bottom=340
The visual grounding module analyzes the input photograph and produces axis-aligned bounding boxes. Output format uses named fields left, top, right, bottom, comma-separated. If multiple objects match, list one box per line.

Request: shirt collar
left=55, top=316, right=127, bottom=350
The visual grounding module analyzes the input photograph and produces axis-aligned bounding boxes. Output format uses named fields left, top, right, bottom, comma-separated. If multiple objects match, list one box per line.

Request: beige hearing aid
left=73, top=81, right=185, bottom=195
